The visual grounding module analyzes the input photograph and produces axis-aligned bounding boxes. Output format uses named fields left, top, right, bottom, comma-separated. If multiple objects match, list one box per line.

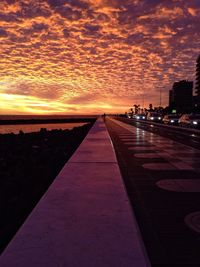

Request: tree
left=133, top=104, right=140, bottom=114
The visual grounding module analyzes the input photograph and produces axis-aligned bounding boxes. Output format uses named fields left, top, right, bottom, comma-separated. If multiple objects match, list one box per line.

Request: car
left=162, top=114, right=180, bottom=125
left=178, top=114, right=200, bottom=128
left=134, top=113, right=146, bottom=120
left=127, top=113, right=133, bottom=119
left=146, top=112, right=162, bottom=122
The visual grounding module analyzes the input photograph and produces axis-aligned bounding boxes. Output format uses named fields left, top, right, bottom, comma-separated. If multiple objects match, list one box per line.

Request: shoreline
left=0, top=118, right=97, bottom=126
left=0, top=119, right=96, bottom=254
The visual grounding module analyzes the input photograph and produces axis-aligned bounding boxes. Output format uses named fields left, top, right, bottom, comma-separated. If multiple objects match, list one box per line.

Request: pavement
left=106, top=117, right=200, bottom=267
left=0, top=118, right=150, bottom=267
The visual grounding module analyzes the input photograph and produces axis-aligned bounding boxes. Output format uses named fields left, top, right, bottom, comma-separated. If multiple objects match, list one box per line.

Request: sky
left=0, top=0, right=200, bottom=114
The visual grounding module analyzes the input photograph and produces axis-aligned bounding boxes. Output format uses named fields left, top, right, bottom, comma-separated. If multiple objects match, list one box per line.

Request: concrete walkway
left=0, top=118, right=150, bottom=267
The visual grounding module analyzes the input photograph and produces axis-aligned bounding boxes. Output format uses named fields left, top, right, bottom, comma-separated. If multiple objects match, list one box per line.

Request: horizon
left=0, top=0, right=199, bottom=114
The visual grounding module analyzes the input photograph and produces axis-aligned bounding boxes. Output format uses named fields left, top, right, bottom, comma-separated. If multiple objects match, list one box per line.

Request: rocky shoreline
left=0, top=119, right=95, bottom=253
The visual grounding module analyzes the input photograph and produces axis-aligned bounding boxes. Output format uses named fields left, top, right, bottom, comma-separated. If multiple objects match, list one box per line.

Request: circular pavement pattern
left=156, top=179, right=200, bottom=192
left=142, top=163, right=176, bottom=170
left=185, top=212, right=200, bottom=233
left=128, top=144, right=154, bottom=147
left=134, top=153, right=162, bottom=159
left=129, top=146, right=156, bottom=151
left=121, top=140, right=133, bottom=143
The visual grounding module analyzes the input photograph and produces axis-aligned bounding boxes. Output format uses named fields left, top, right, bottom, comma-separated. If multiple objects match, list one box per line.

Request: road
left=118, top=117, right=200, bottom=150
left=106, top=117, right=200, bottom=267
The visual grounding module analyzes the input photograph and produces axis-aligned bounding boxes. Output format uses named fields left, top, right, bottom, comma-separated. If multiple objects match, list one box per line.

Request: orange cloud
left=0, top=0, right=199, bottom=114
left=188, top=7, right=198, bottom=17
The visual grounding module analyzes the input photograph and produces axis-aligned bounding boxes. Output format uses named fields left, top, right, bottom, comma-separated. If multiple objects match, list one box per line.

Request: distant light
left=172, top=109, right=177, bottom=114
left=151, top=117, right=154, bottom=120
left=170, top=120, right=174, bottom=123
left=158, top=117, right=161, bottom=120
left=193, top=121, right=198, bottom=125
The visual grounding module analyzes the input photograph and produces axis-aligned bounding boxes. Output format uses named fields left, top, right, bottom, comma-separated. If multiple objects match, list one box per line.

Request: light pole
left=159, top=87, right=162, bottom=107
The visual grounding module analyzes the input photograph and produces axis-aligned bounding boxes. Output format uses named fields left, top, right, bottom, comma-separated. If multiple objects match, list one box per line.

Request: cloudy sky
left=0, top=0, right=199, bottom=114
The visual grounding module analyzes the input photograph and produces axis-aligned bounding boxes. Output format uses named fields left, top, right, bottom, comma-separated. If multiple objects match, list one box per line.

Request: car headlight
left=136, top=116, right=140, bottom=119
left=193, top=121, right=198, bottom=125
left=142, top=116, right=145, bottom=119
left=170, top=120, right=174, bottom=123
left=158, top=117, right=161, bottom=120
left=151, top=117, right=154, bottom=120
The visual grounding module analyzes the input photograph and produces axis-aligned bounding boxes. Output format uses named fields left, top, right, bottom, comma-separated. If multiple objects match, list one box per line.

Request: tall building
left=169, top=80, right=193, bottom=113
left=195, top=55, right=200, bottom=96
left=193, top=55, right=200, bottom=111
left=169, top=90, right=173, bottom=107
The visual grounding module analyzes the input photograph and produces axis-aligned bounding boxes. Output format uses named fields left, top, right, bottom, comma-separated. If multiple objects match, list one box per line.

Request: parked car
left=146, top=112, right=162, bottom=122
left=127, top=113, right=133, bottom=119
left=134, top=113, right=146, bottom=120
left=178, top=114, right=200, bottom=128
left=162, top=114, right=180, bottom=125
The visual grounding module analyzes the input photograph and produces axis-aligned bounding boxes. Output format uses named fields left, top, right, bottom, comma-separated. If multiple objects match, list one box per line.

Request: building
left=169, top=90, right=173, bottom=107
left=195, top=55, right=200, bottom=96
left=169, top=80, right=193, bottom=113
left=194, top=55, right=200, bottom=110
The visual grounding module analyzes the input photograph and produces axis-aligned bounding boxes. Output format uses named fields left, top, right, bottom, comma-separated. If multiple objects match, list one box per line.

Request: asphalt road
left=106, top=117, right=200, bottom=267
left=117, top=117, right=200, bottom=150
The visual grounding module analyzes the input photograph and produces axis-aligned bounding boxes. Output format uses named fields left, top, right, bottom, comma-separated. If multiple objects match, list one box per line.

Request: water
left=0, top=115, right=97, bottom=134
left=0, top=115, right=97, bottom=120
left=0, top=122, right=88, bottom=134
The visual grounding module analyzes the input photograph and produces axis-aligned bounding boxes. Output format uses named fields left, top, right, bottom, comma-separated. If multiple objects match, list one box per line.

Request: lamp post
left=159, top=87, right=162, bottom=107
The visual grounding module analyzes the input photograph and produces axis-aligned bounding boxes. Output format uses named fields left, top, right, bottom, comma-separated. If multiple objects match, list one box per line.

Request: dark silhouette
left=195, top=55, right=200, bottom=96
left=0, top=120, right=96, bottom=254
left=102, top=113, right=106, bottom=121
left=169, top=80, right=193, bottom=113
left=194, top=55, right=200, bottom=111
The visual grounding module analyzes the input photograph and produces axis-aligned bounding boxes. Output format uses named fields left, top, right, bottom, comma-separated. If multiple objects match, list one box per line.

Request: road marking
left=142, top=163, right=176, bottom=170
left=128, top=147, right=156, bottom=151
left=185, top=212, right=200, bottom=233
left=134, top=153, right=162, bottom=159
left=156, top=179, right=200, bottom=192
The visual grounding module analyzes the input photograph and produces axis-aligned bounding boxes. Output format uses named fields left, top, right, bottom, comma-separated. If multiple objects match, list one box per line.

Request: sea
left=0, top=115, right=97, bottom=134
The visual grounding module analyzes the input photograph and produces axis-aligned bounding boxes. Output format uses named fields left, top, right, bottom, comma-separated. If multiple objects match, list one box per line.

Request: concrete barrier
left=0, top=118, right=150, bottom=267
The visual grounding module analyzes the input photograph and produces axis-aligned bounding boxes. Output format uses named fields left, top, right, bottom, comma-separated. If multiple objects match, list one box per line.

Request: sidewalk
left=0, top=118, right=150, bottom=267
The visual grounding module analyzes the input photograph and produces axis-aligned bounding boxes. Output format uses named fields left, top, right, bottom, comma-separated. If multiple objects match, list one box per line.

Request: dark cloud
left=48, top=0, right=88, bottom=9
left=47, top=0, right=85, bottom=21
left=18, top=2, right=51, bottom=18
left=56, top=6, right=82, bottom=21
left=17, top=22, right=49, bottom=38
left=117, top=3, right=142, bottom=25
left=63, top=28, right=70, bottom=38
left=67, top=0, right=89, bottom=10
left=125, top=33, right=145, bottom=45
left=32, top=23, right=49, bottom=32
left=0, top=12, right=20, bottom=22
left=9, top=34, right=30, bottom=43
left=84, top=24, right=101, bottom=36
left=4, top=0, right=17, bottom=4
left=0, top=28, right=8, bottom=37
left=85, top=24, right=101, bottom=32
left=47, top=0, right=66, bottom=8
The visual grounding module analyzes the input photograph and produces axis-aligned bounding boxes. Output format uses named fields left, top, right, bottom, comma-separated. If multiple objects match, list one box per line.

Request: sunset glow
left=0, top=0, right=199, bottom=114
